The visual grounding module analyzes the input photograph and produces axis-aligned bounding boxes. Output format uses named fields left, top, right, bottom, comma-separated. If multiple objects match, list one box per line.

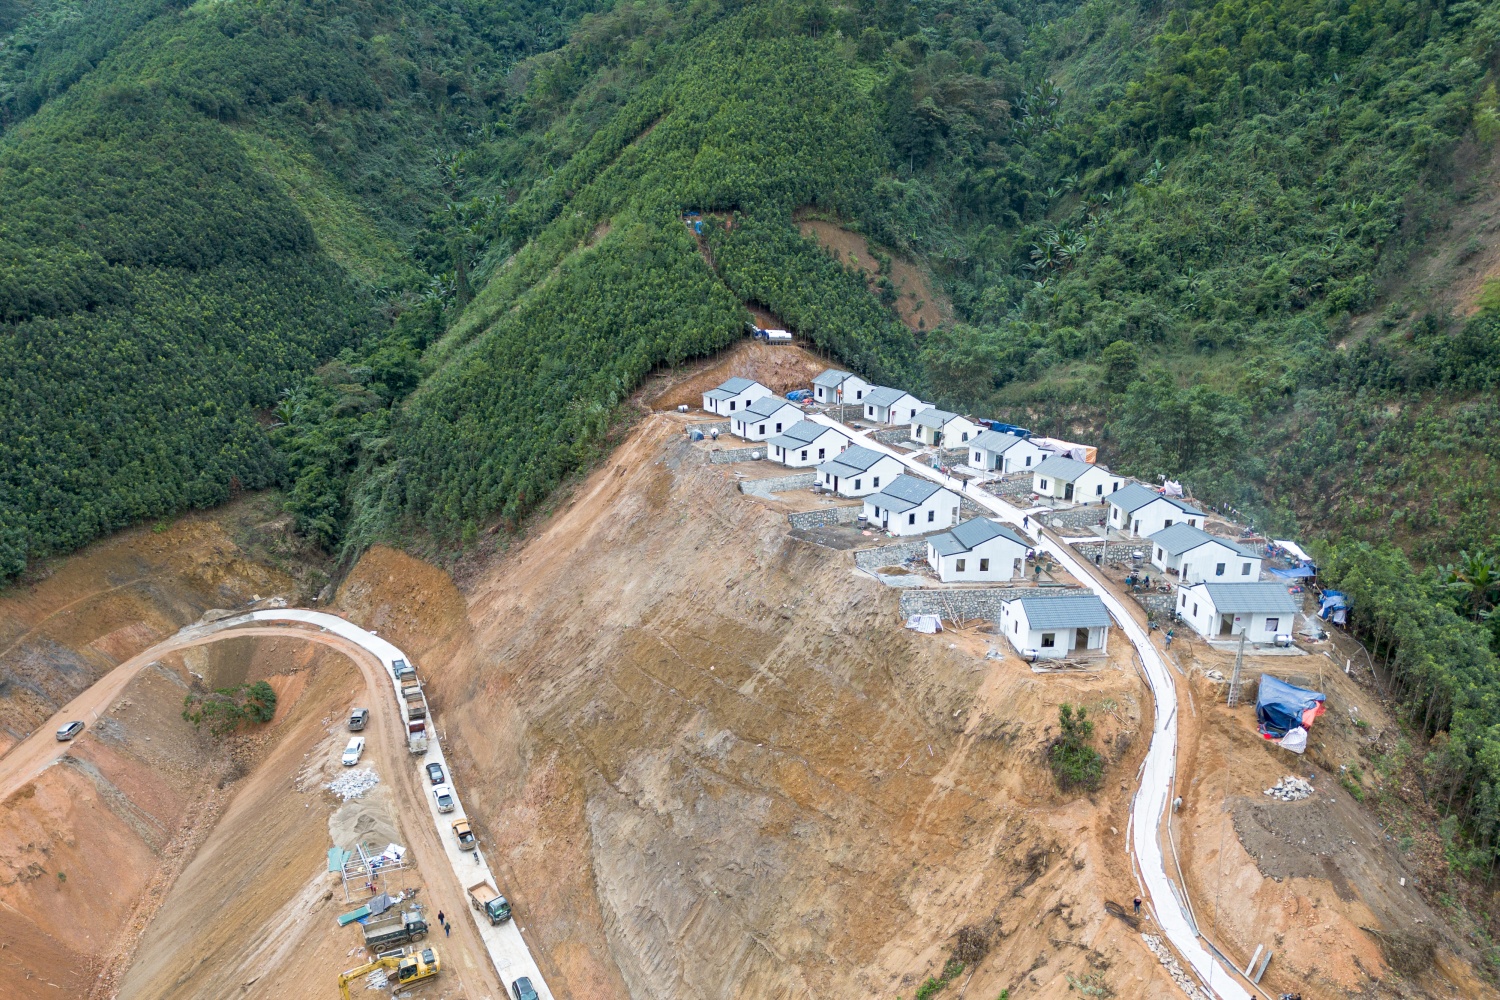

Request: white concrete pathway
left=809, top=416, right=1251, bottom=1000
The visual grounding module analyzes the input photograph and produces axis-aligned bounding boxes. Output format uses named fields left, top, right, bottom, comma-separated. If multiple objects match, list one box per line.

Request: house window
left=815, top=448, right=823, bottom=459
left=1180, top=593, right=1187, bottom=607
left=1192, top=603, right=1198, bottom=616
left=729, top=401, right=736, bottom=410
left=1266, top=617, right=1280, bottom=632
left=928, top=510, right=936, bottom=522
left=775, top=422, right=783, bottom=432
left=1013, top=621, right=1019, bottom=634
left=854, top=479, right=862, bottom=490
left=979, top=558, right=990, bottom=571
left=1189, top=518, right=1198, bottom=527
left=1241, top=562, right=1251, bottom=575
left=962, top=431, right=970, bottom=442
left=1041, top=633, right=1056, bottom=648
left=1133, top=520, right=1140, bottom=534
left=1215, top=563, right=1226, bottom=576
left=801, top=450, right=809, bottom=461
left=872, top=477, right=880, bottom=488
left=1156, top=548, right=1164, bottom=561
left=956, top=559, right=966, bottom=572
left=1114, top=509, right=1121, bottom=522
left=1025, top=456, right=1032, bottom=466
left=974, top=452, right=982, bottom=464
left=1164, top=519, right=1173, bottom=528
left=824, top=474, right=830, bottom=484
left=1096, top=484, right=1104, bottom=495
left=908, top=513, right=916, bottom=525
left=1040, top=479, right=1049, bottom=490
left=867, top=406, right=874, bottom=417
left=856, top=389, right=863, bottom=399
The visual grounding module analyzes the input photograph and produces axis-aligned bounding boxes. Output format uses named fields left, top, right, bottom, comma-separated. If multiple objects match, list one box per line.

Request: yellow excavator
left=337, top=946, right=441, bottom=998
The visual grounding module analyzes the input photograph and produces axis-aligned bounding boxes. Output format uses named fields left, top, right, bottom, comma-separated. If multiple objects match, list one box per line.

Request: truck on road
left=452, top=819, right=476, bottom=850
left=363, top=908, right=429, bottom=951
left=467, top=880, right=512, bottom=924
left=407, top=719, right=428, bottom=754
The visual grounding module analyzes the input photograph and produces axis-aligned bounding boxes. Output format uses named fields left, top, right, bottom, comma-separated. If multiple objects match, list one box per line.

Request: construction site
left=0, top=342, right=1494, bottom=1000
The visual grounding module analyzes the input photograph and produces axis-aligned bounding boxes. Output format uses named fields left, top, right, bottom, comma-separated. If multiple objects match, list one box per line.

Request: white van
left=341, top=736, right=366, bottom=766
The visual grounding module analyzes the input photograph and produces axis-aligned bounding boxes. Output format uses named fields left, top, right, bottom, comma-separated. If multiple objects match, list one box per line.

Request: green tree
left=1099, top=340, right=1139, bottom=394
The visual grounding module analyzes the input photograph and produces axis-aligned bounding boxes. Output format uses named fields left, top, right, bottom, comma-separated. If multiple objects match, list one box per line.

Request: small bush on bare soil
left=952, top=924, right=991, bottom=965
left=183, top=681, right=277, bottom=737
left=1049, top=704, right=1104, bottom=793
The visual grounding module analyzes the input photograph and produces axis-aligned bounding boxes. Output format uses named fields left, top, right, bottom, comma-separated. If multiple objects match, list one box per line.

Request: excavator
left=337, top=946, right=441, bottom=998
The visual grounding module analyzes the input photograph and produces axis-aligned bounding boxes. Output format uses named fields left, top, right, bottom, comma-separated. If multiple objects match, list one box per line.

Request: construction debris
left=325, top=768, right=380, bottom=801
left=1141, top=934, right=1208, bottom=1000
left=1264, top=775, right=1314, bottom=801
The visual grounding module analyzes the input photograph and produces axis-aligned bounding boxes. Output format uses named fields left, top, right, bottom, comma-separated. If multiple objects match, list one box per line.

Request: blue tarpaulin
left=1269, top=564, right=1317, bottom=579
left=1318, top=590, right=1348, bottom=623
left=1256, top=675, right=1327, bottom=737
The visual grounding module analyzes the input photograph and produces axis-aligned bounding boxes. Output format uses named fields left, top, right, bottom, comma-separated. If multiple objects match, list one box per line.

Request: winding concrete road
left=810, top=415, right=1252, bottom=1000
left=0, top=608, right=555, bottom=1000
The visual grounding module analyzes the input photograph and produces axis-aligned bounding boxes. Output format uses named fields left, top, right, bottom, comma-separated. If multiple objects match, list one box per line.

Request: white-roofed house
left=731, top=395, right=804, bottom=441
left=811, top=369, right=871, bottom=406
left=1031, top=456, right=1123, bottom=503
left=1176, top=582, right=1298, bottom=642
left=909, top=408, right=982, bottom=447
left=999, top=595, right=1113, bottom=659
left=702, top=377, right=773, bottom=416
left=862, top=386, right=927, bottom=425
left=966, top=430, right=1048, bottom=474
left=767, top=420, right=850, bottom=467
left=926, top=518, right=1030, bottom=582
left=1148, top=523, right=1262, bottom=584
left=815, top=445, right=906, bottom=497
left=1106, top=482, right=1205, bottom=538
left=863, top=475, right=961, bottom=535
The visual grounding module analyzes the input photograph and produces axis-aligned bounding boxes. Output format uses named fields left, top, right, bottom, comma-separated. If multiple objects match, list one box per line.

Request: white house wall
left=822, top=457, right=905, bottom=497
left=773, top=432, right=847, bottom=468
left=865, top=491, right=960, bottom=535
left=1151, top=542, right=1260, bottom=584
left=1115, top=497, right=1202, bottom=537
left=928, top=537, right=1028, bottom=582
left=703, top=384, right=773, bottom=416
left=733, top=404, right=802, bottom=441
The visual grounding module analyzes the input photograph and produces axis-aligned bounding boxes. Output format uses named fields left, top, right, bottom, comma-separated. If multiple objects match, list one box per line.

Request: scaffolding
left=337, top=842, right=410, bottom=902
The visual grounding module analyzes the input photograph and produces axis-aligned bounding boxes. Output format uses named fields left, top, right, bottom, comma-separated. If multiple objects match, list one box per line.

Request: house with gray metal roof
left=815, top=445, right=906, bottom=497
left=730, top=394, right=804, bottom=441
left=966, top=429, right=1047, bottom=474
left=999, top=594, right=1114, bottom=658
left=702, top=377, right=773, bottom=416
left=863, top=474, right=961, bottom=536
left=811, top=369, right=871, bottom=405
left=1177, top=582, right=1299, bottom=643
left=909, top=408, right=981, bottom=447
left=926, top=518, right=1030, bottom=582
left=1106, top=482, right=1206, bottom=537
left=1148, top=523, right=1261, bottom=584
left=767, top=420, right=849, bottom=468
left=1031, top=455, right=1124, bottom=503
left=862, top=386, right=927, bottom=425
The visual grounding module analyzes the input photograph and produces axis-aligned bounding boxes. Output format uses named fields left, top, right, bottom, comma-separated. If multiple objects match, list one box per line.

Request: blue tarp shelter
left=1268, top=564, right=1317, bottom=580
left=1318, top=590, right=1348, bottom=623
left=1256, top=675, right=1327, bottom=737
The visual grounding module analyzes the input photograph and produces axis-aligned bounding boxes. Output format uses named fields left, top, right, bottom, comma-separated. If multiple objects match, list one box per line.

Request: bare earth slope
left=337, top=411, right=1178, bottom=1000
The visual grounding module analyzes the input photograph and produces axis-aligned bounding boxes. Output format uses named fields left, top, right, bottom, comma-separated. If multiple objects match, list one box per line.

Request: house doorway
left=1218, top=616, right=1234, bottom=636
left=1064, top=483, right=1074, bottom=500
left=1075, top=628, right=1090, bottom=650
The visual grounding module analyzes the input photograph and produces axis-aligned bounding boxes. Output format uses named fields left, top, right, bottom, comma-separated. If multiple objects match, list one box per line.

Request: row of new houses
left=705, top=374, right=1302, bottom=646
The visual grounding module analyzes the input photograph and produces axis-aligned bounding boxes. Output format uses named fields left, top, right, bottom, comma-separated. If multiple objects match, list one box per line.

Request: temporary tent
left=1256, top=675, right=1326, bottom=737
left=1318, top=590, right=1348, bottom=624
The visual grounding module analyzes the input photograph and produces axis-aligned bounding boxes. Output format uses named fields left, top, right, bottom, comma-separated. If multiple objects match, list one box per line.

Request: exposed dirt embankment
left=0, top=496, right=328, bottom=750
left=338, top=412, right=1175, bottom=999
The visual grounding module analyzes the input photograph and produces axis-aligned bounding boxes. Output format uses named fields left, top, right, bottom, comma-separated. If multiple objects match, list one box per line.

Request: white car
left=341, top=736, right=365, bottom=766
left=432, top=784, right=455, bottom=813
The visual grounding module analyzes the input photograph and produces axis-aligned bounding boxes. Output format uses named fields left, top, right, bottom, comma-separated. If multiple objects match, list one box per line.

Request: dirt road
left=810, top=413, right=1254, bottom=1000
left=0, top=618, right=506, bottom=1000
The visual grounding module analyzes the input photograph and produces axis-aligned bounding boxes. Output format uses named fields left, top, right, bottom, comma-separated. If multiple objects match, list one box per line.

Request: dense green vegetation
left=1048, top=703, right=1103, bottom=792
left=182, top=680, right=278, bottom=737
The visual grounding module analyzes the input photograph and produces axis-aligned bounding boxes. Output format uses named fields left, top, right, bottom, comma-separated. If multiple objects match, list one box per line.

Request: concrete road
left=809, top=416, right=1253, bottom=1000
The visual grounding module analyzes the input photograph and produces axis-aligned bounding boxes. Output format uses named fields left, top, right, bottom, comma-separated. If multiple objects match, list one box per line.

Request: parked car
left=55, top=721, right=84, bottom=741
left=425, top=761, right=445, bottom=785
left=510, top=977, right=538, bottom=1000
left=433, top=784, right=455, bottom=813
left=342, top=736, right=366, bottom=766
left=348, top=708, right=369, bottom=731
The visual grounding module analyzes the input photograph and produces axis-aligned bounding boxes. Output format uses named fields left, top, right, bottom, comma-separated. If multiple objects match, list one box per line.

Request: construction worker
left=1133, top=896, right=1142, bottom=915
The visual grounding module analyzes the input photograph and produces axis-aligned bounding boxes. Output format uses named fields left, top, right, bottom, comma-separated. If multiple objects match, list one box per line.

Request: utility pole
left=1227, top=630, right=1247, bottom=707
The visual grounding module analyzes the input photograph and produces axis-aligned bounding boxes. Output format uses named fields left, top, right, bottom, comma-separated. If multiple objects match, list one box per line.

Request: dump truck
left=391, top=658, right=416, bottom=683
left=403, top=686, right=428, bottom=722
left=362, top=907, right=429, bottom=950
left=467, top=880, right=512, bottom=924
left=407, top=718, right=428, bottom=754
left=451, top=818, right=476, bottom=850
left=338, top=947, right=440, bottom=999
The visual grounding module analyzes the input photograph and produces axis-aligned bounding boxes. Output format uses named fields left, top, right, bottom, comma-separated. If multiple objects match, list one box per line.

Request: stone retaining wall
left=1135, top=591, right=1178, bottom=619
left=787, top=506, right=865, bottom=529
left=686, top=420, right=732, bottom=437
left=898, top=586, right=1092, bottom=622
left=871, top=427, right=913, bottom=446
left=1035, top=504, right=1111, bottom=529
left=989, top=473, right=1036, bottom=498
left=739, top=472, right=816, bottom=499
left=854, top=539, right=929, bottom=572
left=709, top=446, right=765, bottom=464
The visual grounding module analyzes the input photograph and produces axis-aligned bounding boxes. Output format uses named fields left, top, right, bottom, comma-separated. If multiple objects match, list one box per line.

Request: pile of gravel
left=1263, top=775, right=1314, bottom=801
left=326, top=767, right=380, bottom=801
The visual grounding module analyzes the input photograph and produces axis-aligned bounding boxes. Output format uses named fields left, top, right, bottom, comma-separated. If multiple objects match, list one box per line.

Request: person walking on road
left=444, top=921, right=451, bottom=936
left=437, top=910, right=444, bottom=925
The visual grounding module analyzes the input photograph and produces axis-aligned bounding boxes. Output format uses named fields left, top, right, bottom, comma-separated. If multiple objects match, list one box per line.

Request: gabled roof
left=1011, top=594, right=1113, bottom=629
left=704, top=376, right=763, bottom=400
left=812, top=369, right=853, bottom=388
left=768, top=420, right=840, bottom=449
left=816, top=444, right=891, bottom=478
left=1192, top=582, right=1298, bottom=614
left=928, top=518, right=1028, bottom=556
left=1109, top=482, right=1205, bottom=516
left=864, top=385, right=919, bottom=409
left=866, top=474, right=948, bottom=513
left=912, top=407, right=957, bottom=429
left=1150, top=522, right=1258, bottom=558
left=1032, top=455, right=1094, bottom=481
left=740, top=394, right=800, bottom=420
left=970, top=429, right=1030, bottom=454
